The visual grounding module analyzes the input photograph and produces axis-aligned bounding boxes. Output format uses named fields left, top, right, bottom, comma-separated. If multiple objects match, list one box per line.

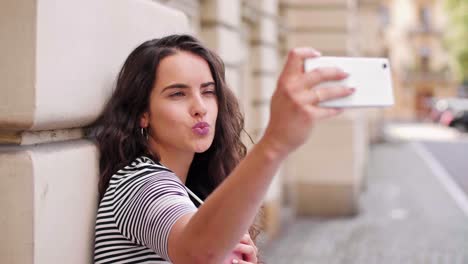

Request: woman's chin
left=192, top=138, right=214, bottom=153
left=193, top=146, right=210, bottom=153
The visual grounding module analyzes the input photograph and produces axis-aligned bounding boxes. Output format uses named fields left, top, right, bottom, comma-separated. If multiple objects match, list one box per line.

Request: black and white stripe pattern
left=94, top=156, right=197, bottom=263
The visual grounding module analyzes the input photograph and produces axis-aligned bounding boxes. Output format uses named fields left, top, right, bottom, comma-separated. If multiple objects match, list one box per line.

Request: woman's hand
left=225, top=233, right=258, bottom=264
left=262, top=48, right=355, bottom=156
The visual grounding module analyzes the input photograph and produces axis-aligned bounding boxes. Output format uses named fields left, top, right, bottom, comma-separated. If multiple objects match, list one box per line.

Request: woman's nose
left=190, top=94, right=207, bottom=117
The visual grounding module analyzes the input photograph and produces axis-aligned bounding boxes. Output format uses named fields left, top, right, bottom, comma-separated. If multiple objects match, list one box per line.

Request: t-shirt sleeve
left=112, top=170, right=197, bottom=261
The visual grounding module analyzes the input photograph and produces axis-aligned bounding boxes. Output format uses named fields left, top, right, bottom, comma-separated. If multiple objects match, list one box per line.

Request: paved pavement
left=262, top=143, right=468, bottom=264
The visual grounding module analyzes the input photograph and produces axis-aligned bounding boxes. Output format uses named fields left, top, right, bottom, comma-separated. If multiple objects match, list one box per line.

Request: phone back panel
left=304, top=56, right=394, bottom=108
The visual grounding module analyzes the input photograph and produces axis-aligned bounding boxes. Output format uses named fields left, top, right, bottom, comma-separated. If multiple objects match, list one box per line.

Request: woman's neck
left=148, top=139, right=193, bottom=184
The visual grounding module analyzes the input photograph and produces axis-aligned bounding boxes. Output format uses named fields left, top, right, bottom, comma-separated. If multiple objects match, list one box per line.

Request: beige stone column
left=243, top=0, right=284, bottom=243
left=279, top=0, right=369, bottom=216
left=281, top=0, right=357, bottom=55
left=200, top=0, right=243, bottom=97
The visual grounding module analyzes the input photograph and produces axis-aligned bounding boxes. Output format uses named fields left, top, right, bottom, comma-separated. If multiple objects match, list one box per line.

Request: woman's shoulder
left=106, top=156, right=188, bottom=203
left=117, top=155, right=170, bottom=175
left=129, top=155, right=171, bottom=171
left=109, top=155, right=180, bottom=187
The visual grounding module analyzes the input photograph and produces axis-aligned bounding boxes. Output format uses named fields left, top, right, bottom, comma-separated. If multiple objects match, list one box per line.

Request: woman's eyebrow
left=201, top=82, right=215, bottom=88
left=161, top=83, right=189, bottom=93
left=161, top=82, right=215, bottom=93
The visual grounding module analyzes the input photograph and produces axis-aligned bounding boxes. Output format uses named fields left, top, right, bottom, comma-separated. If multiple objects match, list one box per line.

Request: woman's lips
left=192, top=122, right=210, bottom=136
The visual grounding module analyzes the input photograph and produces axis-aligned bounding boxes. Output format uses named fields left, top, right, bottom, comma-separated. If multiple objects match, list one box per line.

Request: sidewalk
left=383, top=122, right=468, bottom=142
left=262, top=143, right=468, bottom=264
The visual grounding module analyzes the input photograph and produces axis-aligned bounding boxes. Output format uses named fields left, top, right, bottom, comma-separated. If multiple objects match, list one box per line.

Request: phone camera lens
left=383, top=63, right=387, bottom=69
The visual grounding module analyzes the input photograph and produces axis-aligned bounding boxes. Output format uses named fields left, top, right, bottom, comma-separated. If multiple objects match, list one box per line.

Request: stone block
left=0, top=140, right=99, bottom=264
left=365, top=109, right=385, bottom=143
left=251, top=45, right=279, bottom=74
left=260, top=198, right=282, bottom=243
left=286, top=112, right=368, bottom=216
left=201, top=0, right=241, bottom=28
left=281, top=0, right=348, bottom=7
left=287, top=32, right=349, bottom=55
left=225, top=66, right=241, bottom=98
left=251, top=105, right=270, bottom=137
left=252, top=17, right=279, bottom=45
left=260, top=0, right=279, bottom=17
left=251, top=74, right=276, bottom=131
left=252, top=75, right=277, bottom=103
left=294, top=181, right=358, bottom=216
left=260, top=169, right=283, bottom=245
left=284, top=8, right=348, bottom=29
left=200, top=25, right=242, bottom=67
left=0, top=0, right=189, bottom=132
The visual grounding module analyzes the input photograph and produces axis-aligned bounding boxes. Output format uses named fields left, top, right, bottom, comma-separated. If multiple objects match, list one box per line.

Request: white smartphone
left=304, top=56, right=394, bottom=108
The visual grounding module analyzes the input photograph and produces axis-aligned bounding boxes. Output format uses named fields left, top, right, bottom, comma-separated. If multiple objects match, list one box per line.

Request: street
left=263, top=125, right=468, bottom=264
left=422, top=140, right=468, bottom=196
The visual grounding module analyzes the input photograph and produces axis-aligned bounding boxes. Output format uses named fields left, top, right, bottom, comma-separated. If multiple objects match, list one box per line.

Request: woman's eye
left=170, top=92, right=185, bottom=97
left=203, top=90, right=216, bottom=95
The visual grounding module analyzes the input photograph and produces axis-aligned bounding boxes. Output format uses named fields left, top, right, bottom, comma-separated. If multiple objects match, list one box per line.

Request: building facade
left=381, top=0, right=457, bottom=120
left=2, top=0, right=455, bottom=262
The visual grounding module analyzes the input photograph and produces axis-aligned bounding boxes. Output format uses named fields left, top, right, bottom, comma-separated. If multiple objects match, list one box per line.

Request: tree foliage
left=444, top=0, right=468, bottom=82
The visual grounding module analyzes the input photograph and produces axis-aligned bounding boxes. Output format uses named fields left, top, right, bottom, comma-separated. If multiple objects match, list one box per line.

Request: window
left=419, top=6, right=431, bottom=31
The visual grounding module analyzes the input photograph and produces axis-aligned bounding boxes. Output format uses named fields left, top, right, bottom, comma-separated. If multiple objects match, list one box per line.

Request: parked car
left=449, top=110, right=468, bottom=132
left=430, top=97, right=468, bottom=132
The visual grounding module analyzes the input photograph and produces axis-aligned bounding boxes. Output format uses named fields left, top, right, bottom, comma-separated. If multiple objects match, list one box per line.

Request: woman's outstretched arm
left=168, top=48, right=355, bottom=264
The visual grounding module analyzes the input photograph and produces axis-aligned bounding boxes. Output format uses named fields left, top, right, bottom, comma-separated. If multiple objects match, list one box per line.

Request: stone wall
left=0, top=1, right=189, bottom=263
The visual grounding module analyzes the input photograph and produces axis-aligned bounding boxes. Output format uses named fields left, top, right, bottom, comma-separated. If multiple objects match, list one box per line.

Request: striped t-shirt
left=94, top=156, right=198, bottom=263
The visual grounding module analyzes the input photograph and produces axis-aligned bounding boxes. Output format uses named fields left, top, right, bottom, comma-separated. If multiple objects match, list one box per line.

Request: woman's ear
left=140, top=112, right=149, bottom=128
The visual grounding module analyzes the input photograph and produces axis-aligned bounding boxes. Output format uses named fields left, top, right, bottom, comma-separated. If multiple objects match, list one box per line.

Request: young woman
left=93, top=34, right=354, bottom=264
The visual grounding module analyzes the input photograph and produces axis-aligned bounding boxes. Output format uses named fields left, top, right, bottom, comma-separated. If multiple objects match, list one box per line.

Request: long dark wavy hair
left=93, top=34, right=263, bottom=242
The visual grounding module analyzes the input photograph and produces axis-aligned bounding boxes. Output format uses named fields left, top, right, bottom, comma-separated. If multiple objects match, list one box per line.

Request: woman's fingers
left=313, top=107, right=344, bottom=120
left=307, top=86, right=355, bottom=104
left=240, top=234, right=258, bottom=254
left=303, top=67, right=348, bottom=88
left=232, top=243, right=257, bottom=263
left=294, top=86, right=353, bottom=120
left=282, top=48, right=321, bottom=77
left=231, top=258, right=256, bottom=264
left=264, top=47, right=352, bottom=156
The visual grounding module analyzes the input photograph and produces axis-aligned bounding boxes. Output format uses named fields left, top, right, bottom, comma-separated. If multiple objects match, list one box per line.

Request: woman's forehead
left=155, top=51, right=214, bottom=87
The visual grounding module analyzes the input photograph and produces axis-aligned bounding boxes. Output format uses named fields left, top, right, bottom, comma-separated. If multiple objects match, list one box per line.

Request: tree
left=444, top=0, right=468, bottom=87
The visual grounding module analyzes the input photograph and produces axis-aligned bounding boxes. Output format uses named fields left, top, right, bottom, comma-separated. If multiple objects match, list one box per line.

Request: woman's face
left=141, top=51, right=218, bottom=155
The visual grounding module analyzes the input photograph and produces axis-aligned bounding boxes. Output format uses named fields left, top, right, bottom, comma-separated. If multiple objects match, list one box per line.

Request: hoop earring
left=140, top=127, right=149, bottom=141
